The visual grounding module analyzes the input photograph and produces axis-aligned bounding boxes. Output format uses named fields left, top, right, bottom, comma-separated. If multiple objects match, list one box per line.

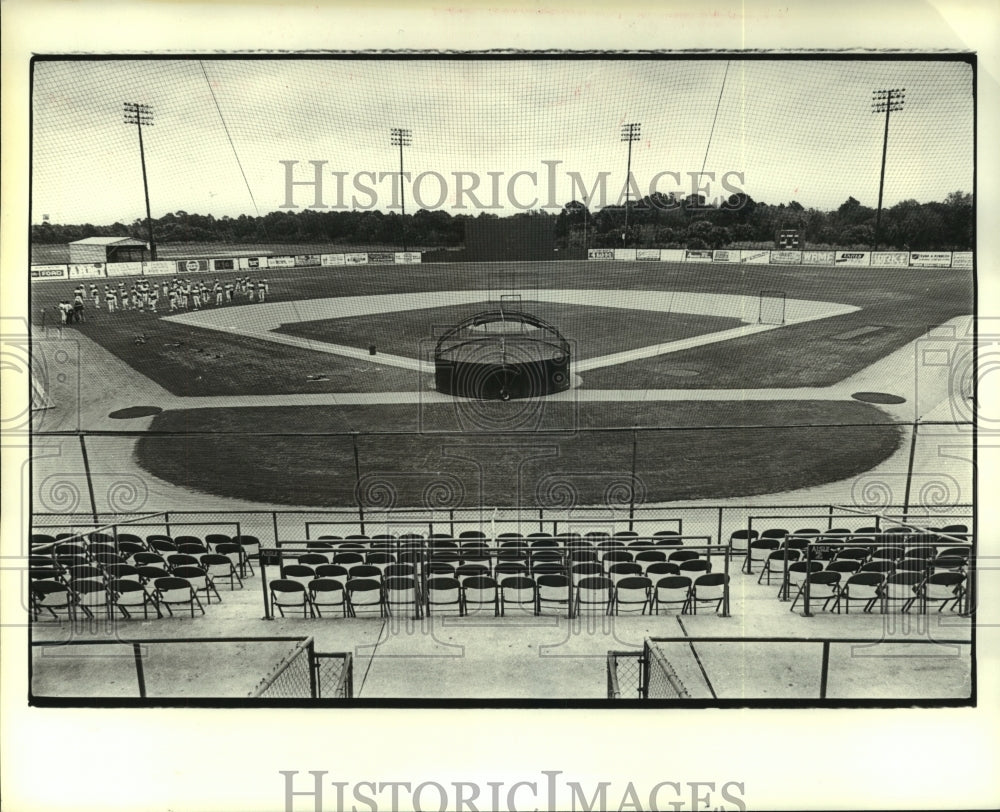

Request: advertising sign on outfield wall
left=368, top=252, right=396, bottom=264
left=636, top=249, right=661, bottom=261
left=712, top=250, right=739, bottom=263
left=143, top=260, right=175, bottom=275
left=835, top=251, right=870, bottom=266
left=909, top=251, right=952, bottom=268
left=321, top=253, right=346, bottom=266
left=176, top=259, right=210, bottom=273
left=802, top=251, right=834, bottom=265
left=394, top=252, right=422, bottom=264
left=685, top=250, right=713, bottom=262
left=267, top=256, right=296, bottom=268
left=588, top=248, right=615, bottom=260
left=71, top=263, right=108, bottom=278
left=105, top=262, right=145, bottom=277
left=614, top=249, right=637, bottom=261
left=238, top=257, right=265, bottom=270
left=740, top=250, right=770, bottom=264
left=212, top=258, right=236, bottom=271
left=659, top=249, right=685, bottom=262
left=345, top=253, right=369, bottom=265
left=951, top=252, right=973, bottom=270
left=871, top=252, right=909, bottom=267
left=295, top=255, right=321, bottom=267
left=770, top=251, right=803, bottom=265
left=30, top=265, right=69, bottom=280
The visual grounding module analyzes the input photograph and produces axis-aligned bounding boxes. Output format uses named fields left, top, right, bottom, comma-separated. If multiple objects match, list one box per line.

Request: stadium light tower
left=123, top=102, right=157, bottom=260
left=390, top=127, right=412, bottom=251
left=871, top=88, right=905, bottom=252
left=621, top=122, right=641, bottom=248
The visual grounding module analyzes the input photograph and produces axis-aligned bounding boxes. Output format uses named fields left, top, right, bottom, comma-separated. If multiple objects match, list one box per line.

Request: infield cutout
left=164, top=289, right=860, bottom=379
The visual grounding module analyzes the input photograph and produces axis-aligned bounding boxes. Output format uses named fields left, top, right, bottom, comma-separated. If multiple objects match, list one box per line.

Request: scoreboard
left=777, top=229, right=800, bottom=249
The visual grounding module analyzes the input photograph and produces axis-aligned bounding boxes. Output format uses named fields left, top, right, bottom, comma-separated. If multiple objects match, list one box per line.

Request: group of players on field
left=56, top=276, right=271, bottom=323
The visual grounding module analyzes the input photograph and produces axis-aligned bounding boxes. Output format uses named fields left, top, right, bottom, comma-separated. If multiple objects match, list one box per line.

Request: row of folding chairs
left=737, top=525, right=969, bottom=563
left=30, top=557, right=233, bottom=621
left=31, top=550, right=243, bottom=594
left=269, top=571, right=730, bottom=620
left=301, top=534, right=687, bottom=549
left=736, top=524, right=968, bottom=541
left=275, top=557, right=717, bottom=592
left=760, top=549, right=969, bottom=597
left=31, top=532, right=261, bottom=577
left=287, top=545, right=712, bottom=567
left=30, top=575, right=210, bottom=621
left=308, top=530, right=681, bottom=541
left=788, top=569, right=967, bottom=615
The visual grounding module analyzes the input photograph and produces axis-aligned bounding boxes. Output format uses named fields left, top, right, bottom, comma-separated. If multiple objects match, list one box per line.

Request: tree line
left=31, top=191, right=972, bottom=251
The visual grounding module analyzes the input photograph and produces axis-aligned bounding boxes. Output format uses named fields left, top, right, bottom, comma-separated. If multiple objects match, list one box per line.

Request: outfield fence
left=28, top=249, right=974, bottom=282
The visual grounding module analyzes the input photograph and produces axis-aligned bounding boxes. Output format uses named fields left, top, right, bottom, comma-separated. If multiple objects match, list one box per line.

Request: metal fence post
left=307, top=638, right=318, bottom=698
left=803, top=544, right=813, bottom=617
left=640, top=641, right=649, bottom=699
left=819, top=640, right=831, bottom=699
left=261, top=552, right=272, bottom=620
left=78, top=434, right=100, bottom=525
left=133, top=643, right=146, bottom=698
left=722, top=544, right=731, bottom=617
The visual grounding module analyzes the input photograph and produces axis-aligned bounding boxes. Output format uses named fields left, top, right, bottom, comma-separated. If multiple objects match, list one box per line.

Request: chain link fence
left=315, top=652, right=354, bottom=698
left=607, top=650, right=644, bottom=699
left=248, top=637, right=315, bottom=698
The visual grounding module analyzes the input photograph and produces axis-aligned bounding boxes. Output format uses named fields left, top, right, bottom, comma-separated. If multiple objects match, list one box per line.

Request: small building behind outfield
left=69, top=236, right=149, bottom=264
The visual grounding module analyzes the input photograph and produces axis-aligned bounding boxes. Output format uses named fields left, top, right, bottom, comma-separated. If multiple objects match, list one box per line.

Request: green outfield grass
left=135, top=400, right=901, bottom=506
left=34, top=259, right=972, bottom=395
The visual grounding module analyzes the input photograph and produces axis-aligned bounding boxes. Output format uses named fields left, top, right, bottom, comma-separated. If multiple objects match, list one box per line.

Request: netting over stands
left=31, top=59, right=972, bottom=252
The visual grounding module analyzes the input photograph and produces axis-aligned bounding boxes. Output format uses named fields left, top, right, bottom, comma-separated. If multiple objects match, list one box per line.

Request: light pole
left=123, top=102, right=156, bottom=260
left=390, top=127, right=412, bottom=251
left=621, top=122, right=641, bottom=248
left=871, top=89, right=905, bottom=252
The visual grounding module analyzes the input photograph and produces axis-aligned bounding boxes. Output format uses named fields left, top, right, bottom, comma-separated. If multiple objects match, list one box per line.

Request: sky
left=30, top=57, right=974, bottom=225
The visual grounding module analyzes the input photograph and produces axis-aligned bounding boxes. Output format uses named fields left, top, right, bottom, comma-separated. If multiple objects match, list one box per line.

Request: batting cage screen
left=758, top=290, right=787, bottom=325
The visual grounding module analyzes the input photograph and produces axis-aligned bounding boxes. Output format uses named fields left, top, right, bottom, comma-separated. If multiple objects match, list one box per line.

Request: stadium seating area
left=28, top=520, right=971, bottom=624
